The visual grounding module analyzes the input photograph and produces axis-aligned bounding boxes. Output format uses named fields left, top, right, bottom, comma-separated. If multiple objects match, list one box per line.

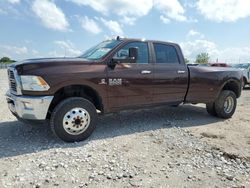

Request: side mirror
left=128, top=47, right=138, bottom=63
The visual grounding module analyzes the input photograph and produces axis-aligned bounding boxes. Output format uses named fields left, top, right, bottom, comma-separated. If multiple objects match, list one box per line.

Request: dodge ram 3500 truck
left=6, top=37, right=243, bottom=142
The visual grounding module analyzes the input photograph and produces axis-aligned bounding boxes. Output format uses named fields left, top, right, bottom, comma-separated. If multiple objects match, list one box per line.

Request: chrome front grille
left=8, top=69, right=17, bottom=93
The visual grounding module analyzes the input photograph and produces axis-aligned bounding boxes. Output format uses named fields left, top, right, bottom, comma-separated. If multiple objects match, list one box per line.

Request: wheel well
left=47, top=85, right=103, bottom=119
left=243, top=77, right=247, bottom=83
left=222, top=81, right=240, bottom=98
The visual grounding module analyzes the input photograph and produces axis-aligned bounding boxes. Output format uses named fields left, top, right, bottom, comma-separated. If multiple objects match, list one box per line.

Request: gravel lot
left=0, top=69, right=249, bottom=188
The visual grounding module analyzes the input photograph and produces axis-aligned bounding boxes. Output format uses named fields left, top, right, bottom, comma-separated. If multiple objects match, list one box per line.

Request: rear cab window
left=153, top=43, right=180, bottom=64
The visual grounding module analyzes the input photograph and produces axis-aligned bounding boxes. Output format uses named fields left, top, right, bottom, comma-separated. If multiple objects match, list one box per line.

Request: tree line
left=0, top=57, right=16, bottom=64
left=185, top=52, right=210, bottom=64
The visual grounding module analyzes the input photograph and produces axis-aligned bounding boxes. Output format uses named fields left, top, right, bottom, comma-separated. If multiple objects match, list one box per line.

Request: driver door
left=107, top=42, right=154, bottom=110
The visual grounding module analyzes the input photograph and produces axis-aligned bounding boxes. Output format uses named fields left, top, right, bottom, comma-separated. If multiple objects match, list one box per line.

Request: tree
left=0, top=57, right=11, bottom=63
left=184, top=58, right=190, bottom=64
left=195, top=53, right=209, bottom=64
left=0, top=57, right=15, bottom=64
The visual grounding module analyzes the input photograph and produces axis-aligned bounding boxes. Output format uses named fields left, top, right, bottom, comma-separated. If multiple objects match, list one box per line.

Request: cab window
left=153, top=43, right=179, bottom=64
left=114, top=42, right=149, bottom=64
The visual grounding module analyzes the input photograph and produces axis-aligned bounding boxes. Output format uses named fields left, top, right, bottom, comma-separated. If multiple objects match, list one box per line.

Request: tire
left=206, top=103, right=217, bottom=116
left=242, top=79, right=246, bottom=89
left=214, top=90, right=237, bottom=119
left=50, top=97, right=97, bottom=142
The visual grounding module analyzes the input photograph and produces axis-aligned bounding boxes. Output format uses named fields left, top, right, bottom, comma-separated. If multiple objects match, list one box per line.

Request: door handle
left=141, top=70, right=151, bottom=74
left=177, top=70, right=186, bottom=74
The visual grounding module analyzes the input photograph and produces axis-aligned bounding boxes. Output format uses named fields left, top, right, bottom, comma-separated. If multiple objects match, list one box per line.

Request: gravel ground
left=0, top=69, right=249, bottom=188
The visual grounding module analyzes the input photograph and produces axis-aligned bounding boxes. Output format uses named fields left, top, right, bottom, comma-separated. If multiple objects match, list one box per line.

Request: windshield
left=79, top=40, right=121, bottom=60
left=232, top=63, right=250, bottom=69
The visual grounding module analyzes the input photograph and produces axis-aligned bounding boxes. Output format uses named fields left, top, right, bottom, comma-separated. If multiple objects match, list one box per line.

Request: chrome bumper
left=6, top=91, right=54, bottom=120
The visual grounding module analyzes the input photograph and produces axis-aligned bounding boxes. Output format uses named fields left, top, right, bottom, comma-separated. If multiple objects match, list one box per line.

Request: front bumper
left=6, top=91, right=54, bottom=120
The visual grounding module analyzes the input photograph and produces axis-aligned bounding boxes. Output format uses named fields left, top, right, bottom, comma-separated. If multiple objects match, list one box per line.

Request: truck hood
left=11, top=57, right=92, bottom=67
left=9, top=57, right=96, bottom=73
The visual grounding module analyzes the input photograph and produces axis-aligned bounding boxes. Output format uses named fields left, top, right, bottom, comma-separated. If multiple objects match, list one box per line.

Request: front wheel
left=214, top=90, right=237, bottom=119
left=50, top=97, right=97, bottom=142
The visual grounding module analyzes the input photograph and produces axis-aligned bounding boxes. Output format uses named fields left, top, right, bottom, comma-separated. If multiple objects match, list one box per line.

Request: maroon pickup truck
left=6, top=37, right=243, bottom=142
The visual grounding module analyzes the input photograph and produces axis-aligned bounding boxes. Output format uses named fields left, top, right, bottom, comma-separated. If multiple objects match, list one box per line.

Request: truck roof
left=109, top=36, right=178, bottom=45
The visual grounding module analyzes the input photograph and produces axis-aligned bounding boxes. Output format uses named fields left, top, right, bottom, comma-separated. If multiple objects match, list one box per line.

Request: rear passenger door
left=152, top=43, right=189, bottom=104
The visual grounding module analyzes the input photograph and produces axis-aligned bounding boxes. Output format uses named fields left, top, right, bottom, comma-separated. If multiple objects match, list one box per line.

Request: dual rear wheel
left=206, top=90, right=237, bottom=119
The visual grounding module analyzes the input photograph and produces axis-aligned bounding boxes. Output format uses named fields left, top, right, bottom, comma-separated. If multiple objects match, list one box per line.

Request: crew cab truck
left=6, top=37, right=243, bottom=142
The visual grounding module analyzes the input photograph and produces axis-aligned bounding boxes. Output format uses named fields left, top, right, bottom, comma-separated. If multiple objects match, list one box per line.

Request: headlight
left=20, top=76, right=50, bottom=91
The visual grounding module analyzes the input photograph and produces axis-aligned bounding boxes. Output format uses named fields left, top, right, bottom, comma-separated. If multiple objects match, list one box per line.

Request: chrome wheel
left=224, top=96, right=234, bottom=114
left=63, top=108, right=90, bottom=135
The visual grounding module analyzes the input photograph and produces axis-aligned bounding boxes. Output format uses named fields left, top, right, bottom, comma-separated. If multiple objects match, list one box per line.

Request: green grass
left=0, top=61, right=15, bottom=64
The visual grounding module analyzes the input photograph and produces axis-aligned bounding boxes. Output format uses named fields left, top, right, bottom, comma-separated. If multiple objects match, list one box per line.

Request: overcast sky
left=0, top=0, right=250, bottom=63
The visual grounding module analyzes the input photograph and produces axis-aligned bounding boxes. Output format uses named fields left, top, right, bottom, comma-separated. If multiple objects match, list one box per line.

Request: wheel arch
left=47, top=84, right=104, bottom=119
left=243, top=76, right=247, bottom=84
left=219, top=79, right=241, bottom=98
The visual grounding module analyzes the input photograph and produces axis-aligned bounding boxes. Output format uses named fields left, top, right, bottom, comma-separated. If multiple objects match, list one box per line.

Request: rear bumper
left=6, top=91, right=53, bottom=120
